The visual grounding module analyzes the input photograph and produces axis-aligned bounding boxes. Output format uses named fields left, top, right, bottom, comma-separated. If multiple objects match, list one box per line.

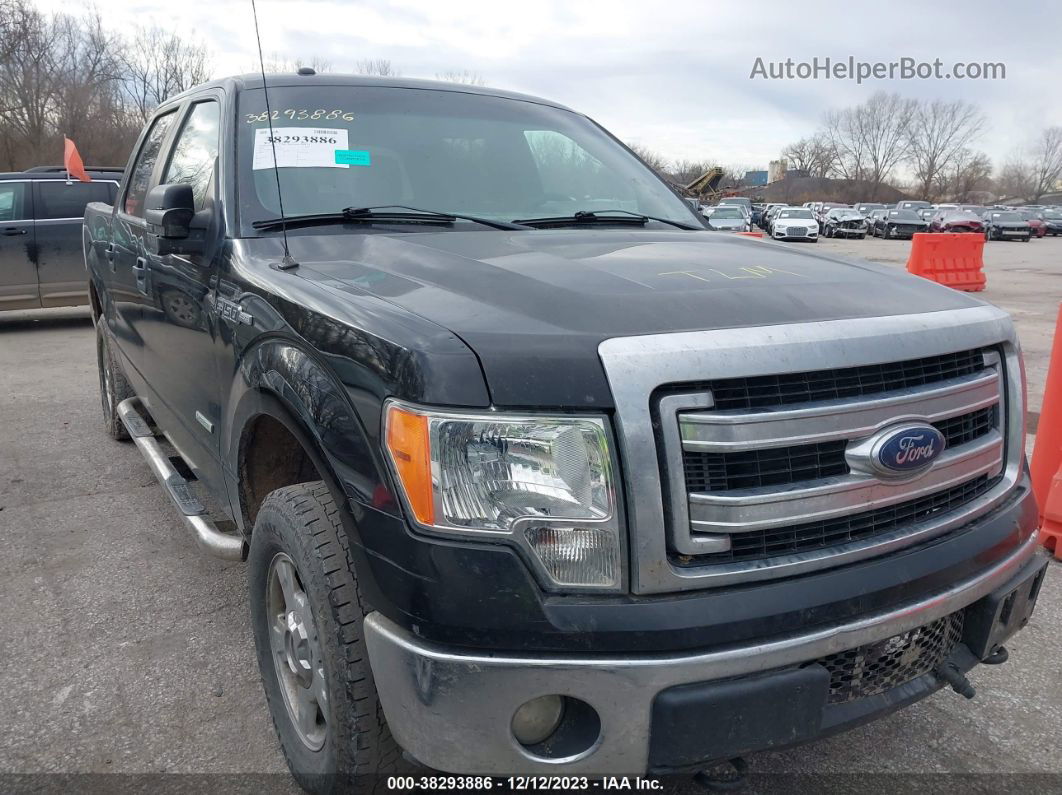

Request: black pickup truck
left=84, top=73, right=1048, bottom=791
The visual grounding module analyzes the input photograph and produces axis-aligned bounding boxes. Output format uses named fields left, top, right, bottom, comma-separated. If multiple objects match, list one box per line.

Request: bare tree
left=782, top=134, right=834, bottom=178
left=823, top=92, right=916, bottom=199
left=0, top=1, right=210, bottom=170
left=625, top=142, right=669, bottom=176
left=938, top=148, right=993, bottom=202
left=121, top=26, right=211, bottom=122
left=355, top=58, right=398, bottom=76
left=907, top=99, right=985, bottom=200
left=996, top=158, right=1033, bottom=202
left=1026, top=127, right=1062, bottom=202
left=668, top=159, right=716, bottom=186
left=436, top=69, right=486, bottom=86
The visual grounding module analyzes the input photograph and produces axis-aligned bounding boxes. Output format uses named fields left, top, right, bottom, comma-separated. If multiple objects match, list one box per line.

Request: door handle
left=133, top=256, right=147, bottom=294
left=105, top=242, right=115, bottom=262
left=2, top=228, right=27, bottom=236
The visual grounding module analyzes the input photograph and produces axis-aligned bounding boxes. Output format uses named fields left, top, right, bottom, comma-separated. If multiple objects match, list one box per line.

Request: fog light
left=525, top=526, right=619, bottom=588
left=511, top=695, right=565, bottom=746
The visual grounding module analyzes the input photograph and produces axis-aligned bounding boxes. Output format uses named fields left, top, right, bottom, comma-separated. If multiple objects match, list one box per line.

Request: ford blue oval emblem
left=875, top=426, right=946, bottom=473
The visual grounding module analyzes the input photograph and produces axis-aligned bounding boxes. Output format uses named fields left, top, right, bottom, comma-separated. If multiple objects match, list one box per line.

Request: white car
left=771, top=207, right=819, bottom=242
left=703, top=204, right=751, bottom=232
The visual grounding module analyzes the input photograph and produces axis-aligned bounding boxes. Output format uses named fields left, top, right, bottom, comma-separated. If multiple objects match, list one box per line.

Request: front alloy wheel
left=267, top=552, right=329, bottom=751
left=249, top=481, right=406, bottom=793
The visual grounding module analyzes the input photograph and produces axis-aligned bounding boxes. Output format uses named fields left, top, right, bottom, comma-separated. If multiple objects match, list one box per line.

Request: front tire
left=249, top=482, right=405, bottom=793
left=95, top=319, right=134, bottom=441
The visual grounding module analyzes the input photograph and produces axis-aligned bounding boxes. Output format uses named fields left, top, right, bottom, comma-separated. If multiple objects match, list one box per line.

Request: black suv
left=0, top=167, right=121, bottom=311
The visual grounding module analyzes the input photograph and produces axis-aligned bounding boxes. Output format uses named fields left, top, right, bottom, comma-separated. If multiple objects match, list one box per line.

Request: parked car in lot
left=929, top=210, right=985, bottom=234
left=760, top=202, right=784, bottom=229
left=917, top=207, right=936, bottom=224
left=1015, top=209, right=1047, bottom=238
left=1042, top=208, right=1062, bottom=236
left=854, top=202, right=887, bottom=217
left=0, top=167, right=121, bottom=311
left=983, top=210, right=1032, bottom=242
left=83, top=72, right=1046, bottom=790
left=897, top=200, right=932, bottom=212
left=814, top=202, right=847, bottom=226
left=870, top=208, right=930, bottom=239
left=703, top=204, right=751, bottom=232
left=770, top=206, right=819, bottom=241
left=821, top=207, right=867, bottom=238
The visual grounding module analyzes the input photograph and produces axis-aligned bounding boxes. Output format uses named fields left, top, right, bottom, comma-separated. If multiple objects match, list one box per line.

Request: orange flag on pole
left=63, top=137, right=92, bottom=182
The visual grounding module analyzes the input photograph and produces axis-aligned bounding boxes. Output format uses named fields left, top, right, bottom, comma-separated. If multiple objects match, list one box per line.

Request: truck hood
left=289, top=228, right=983, bottom=408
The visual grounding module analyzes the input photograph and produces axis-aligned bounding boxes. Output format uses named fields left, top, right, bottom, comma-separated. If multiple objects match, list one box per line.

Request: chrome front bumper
left=364, top=530, right=1042, bottom=776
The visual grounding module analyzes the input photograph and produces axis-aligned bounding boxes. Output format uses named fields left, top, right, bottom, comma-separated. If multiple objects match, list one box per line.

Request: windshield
left=991, top=212, right=1021, bottom=221
left=237, top=85, right=697, bottom=229
left=1045, top=210, right=1062, bottom=219
left=708, top=206, right=744, bottom=218
left=778, top=209, right=813, bottom=219
left=889, top=210, right=921, bottom=220
left=833, top=210, right=863, bottom=219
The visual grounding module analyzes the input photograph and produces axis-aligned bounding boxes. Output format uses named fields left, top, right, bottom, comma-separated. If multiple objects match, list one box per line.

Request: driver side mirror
left=145, top=183, right=194, bottom=238
left=144, top=183, right=210, bottom=256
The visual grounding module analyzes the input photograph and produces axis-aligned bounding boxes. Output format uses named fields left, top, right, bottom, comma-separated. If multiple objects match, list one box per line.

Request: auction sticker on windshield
left=252, top=127, right=350, bottom=170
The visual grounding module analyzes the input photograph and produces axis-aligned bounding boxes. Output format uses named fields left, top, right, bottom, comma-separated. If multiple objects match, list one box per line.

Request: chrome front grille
left=677, top=474, right=995, bottom=564
left=681, top=404, right=997, bottom=494
left=669, top=347, right=987, bottom=411
left=597, top=306, right=1024, bottom=594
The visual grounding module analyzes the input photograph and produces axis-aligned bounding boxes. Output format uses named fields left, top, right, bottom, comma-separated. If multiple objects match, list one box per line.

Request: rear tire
left=249, top=481, right=406, bottom=794
left=95, top=319, right=133, bottom=441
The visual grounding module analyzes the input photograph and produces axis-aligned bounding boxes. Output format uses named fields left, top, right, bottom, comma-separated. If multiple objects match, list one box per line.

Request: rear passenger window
left=0, top=182, right=28, bottom=222
left=35, top=181, right=114, bottom=220
left=163, top=101, right=221, bottom=211
left=124, top=111, right=177, bottom=217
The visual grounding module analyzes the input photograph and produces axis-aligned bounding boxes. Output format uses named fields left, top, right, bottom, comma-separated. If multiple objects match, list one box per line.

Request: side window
left=163, top=101, right=221, bottom=211
left=124, top=111, right=177, bottom=217
left=35, top=181, right=114, bottom=220
left=0, top=182, right=28, bottom=222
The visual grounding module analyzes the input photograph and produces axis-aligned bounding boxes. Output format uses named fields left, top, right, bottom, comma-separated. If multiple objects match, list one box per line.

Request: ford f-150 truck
left=84, top=73, right=1048, bottom=792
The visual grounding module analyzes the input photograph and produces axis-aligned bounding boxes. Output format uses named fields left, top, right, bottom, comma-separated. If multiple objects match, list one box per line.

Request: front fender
left=223, top=337, right=397, bottom=522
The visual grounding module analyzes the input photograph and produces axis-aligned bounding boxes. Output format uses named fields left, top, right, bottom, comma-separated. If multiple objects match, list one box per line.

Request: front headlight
left=384, top=401, right=622, bottom=589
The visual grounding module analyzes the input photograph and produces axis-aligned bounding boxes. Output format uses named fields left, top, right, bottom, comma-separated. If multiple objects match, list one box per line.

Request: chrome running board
left=117, top=397, right=244, bottom=560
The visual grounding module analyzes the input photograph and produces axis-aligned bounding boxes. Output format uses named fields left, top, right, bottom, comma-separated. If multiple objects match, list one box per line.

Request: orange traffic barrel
left=1031, top=304, right=1062, bottom=556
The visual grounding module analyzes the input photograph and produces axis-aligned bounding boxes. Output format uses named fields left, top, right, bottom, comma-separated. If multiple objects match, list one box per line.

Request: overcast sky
left=36, top=0, right=1062, bottom=171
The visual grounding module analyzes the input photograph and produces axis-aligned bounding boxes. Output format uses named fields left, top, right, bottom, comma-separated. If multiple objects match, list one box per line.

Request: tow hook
left=693, top=757, right=747, bottom=791
left=933, top=661, right=976, bottom=699
left=981, top=645, right=1009, bottom=665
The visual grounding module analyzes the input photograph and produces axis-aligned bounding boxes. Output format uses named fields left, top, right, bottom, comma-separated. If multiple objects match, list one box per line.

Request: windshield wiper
left=253, top=205, right=526, bottom=231
left=512, top=209, right=698, bottom=230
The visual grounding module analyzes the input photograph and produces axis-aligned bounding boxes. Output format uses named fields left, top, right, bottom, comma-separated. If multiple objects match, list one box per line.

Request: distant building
left=743, top=170, right=768, bottom=187
left=768, top=159, right=787, bottom=184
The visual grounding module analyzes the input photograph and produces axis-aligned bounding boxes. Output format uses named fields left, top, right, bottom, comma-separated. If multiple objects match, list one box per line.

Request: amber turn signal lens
left=385, top=405, right=434, bottom=525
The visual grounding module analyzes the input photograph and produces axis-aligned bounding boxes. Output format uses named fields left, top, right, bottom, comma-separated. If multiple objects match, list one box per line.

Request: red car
left=928, top=210, right=984, bottom=233
left=1016, top=209, right=1047, bottom=238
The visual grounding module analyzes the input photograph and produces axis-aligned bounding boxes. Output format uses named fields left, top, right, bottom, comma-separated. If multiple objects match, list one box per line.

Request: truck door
left=33, top=179, right=118, bottom=308
left=110, top=109, right=178, bottom=374
left=0, top=181, right=39, bottom=310
left=136, top=98, right=226, bottom=491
